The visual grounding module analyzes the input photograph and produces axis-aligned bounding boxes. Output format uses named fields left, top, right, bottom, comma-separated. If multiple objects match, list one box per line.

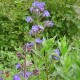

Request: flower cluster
left=25, top=1, right=54, bottom=48
left=26, top=1, right=54, bottom=37
left=30, top=1, right=45, bottom=15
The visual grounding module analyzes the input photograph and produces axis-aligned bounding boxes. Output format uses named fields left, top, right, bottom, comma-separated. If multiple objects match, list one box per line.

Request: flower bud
left=44, top=20, right=54, bottom=27
left=26, top=16, right=33, bottom=23
left=23, top=42, right=34, bottom=52
left=33, top=68, right=39, bottom=75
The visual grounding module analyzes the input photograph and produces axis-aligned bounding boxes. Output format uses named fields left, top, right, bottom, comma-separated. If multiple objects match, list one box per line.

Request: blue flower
left=0, top=77, right=3, bottom=80
left=29, top=25, right=44, bottom=36
left=32, top=1, right=39, bottom=7
left=32, top=25, right=39, bottom=32
left=23, top=42, right=34, bottom=52
left=24, top=42, right=34, bottom=48
left=26, top=16, right=33, bottom=23
left=32, top=1, right=45, bottom=7
left=13, top=75, right=20, bottom=80
left=50, top=49, right=60, bottom=60
left=16, top=63, right=21, bottom=69
left=37, top=2, right=45, bottom=11
left=54, top=56, right=60, bottom=60
left=20, top=71, right=33, bottom=78
left=44, top=20, right=54, bottom=27
left=35, top=38, right=42, bottom=44
left=29, top=29, right=35, bottom=36
left=26, top=72, right=33, bottom=78
left=26, top=42, right=33, bottom=47
left=39, top=2, right=45, bottom=6
left=37, top=5, right=44, bottom=11
left=30, top=7, right=34, bottom=12
left=54, top=49, right=60, bottom=55
left=32, top=1, right=45, bottom=11
left=29, top=25, right=39, bottom=35
left=29, top=25, right=39, bottom=36
left=54, top=49, right=60, bottom=60
left=43, top=10, right=50, bottom=17
left=30, top=6, right=41, bottom=15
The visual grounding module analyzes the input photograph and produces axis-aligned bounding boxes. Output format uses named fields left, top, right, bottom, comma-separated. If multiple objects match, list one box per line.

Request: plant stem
left=24, top=53, right=26, bottom=80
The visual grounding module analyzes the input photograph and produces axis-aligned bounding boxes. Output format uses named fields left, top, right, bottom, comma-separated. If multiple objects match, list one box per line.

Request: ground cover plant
left=0, top=0, right=80, bottom=80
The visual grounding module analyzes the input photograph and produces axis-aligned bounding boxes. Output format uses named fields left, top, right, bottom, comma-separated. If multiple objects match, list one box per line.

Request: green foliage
left=58, top=36, right=68, bottom=55
left=0, top=50, right=18, bottom=68
left=0, top=0, right=80, bottom=51
left=0, top=0, right=33, bottom=51
left=42, top=0, right=80, bottom=38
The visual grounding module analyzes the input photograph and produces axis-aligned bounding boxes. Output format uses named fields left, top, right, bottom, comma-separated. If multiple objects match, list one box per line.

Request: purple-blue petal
left=30, top=7, right=34, bottom=12
left=35, top=38, right=42, bottom=44
left=32, top=25, right=39, bottom=32
left=54, top=49, right=60, bottom=55
left=32, top=1, right=45, bottom=11
left=37, top=5, right=44, bottom=11
left=13, top=75, right=20, bottom=80
left=53, top=49, right=60, bottom=60
left=50, top=21, right=54, bottom=27
left=26, top=16, right=33, bottom=23
left=16, top=63, right=21, bottom=69
left=32, top=1, right=38, bottom=7
left=29, top=29, right=37, bottom=36
left=38, top=25, right=44, bottom=31
left=20, top=71, right=33, bottom=78
left=44, top=21, right=54, bottom=27
left=24, top=42, right=34, bottom=48
left=54, top=56, right=59, bottom=60
left=43, top=10, right=50, bottom=17
left=32, top=1, right=45, bottom=7
left=39, top=2, right=45, bottom=6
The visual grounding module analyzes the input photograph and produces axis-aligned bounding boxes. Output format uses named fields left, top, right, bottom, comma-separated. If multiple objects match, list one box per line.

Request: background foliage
left=0, top=0, right=80, bottom=51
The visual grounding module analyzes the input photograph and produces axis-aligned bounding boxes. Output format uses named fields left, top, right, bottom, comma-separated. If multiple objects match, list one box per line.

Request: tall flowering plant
left=12, top=1, right=60, bottom=80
